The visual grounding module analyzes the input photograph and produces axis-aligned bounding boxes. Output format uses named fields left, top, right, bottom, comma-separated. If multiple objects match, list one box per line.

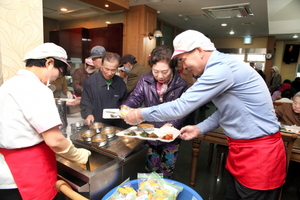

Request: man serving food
left=122, top=30, right=286, bottom=199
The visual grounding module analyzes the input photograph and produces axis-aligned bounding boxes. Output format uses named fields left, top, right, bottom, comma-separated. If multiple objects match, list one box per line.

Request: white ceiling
left=43, top=0, right=300, bottom=41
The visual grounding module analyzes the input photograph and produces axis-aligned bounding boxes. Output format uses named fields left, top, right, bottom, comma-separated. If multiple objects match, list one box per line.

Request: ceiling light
left=106, top=21, right=111, bottom=24
left=105, top=4, right=109, bottom=8
left=148, top=29, right=163, bottom=40
left=293, top=35, right=298, bottom=38
left=178, top=14, right=183, bottom=17
left=229, top=31, right=234, bottom=35
left=221, top=23, right=227, bottom=26
left=60, top=8, right=67, bottom=12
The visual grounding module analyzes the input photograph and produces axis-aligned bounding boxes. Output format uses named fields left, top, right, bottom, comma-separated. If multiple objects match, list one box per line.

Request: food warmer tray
left=70, top=126, right=144, bottom=160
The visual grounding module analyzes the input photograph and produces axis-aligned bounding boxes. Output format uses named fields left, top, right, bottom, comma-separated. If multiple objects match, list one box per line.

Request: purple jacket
left=122, top=70, right=188, bottom=129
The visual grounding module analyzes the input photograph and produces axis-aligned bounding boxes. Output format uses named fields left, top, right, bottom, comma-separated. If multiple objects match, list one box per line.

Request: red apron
left=0, top=142, right=58, bottom=200
left=225, top=131, right=286, bottom=190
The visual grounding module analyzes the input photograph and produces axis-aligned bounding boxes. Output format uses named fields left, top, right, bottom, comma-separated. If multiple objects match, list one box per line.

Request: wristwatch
left=265, top=53, right=273, bottom=60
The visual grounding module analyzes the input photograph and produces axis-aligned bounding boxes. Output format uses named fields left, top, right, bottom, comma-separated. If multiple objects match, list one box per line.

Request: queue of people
left=1, top=29, right=300, bottom=200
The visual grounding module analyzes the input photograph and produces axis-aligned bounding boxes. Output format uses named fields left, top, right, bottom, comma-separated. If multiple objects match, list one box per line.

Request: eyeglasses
left=57, top=67, right=64, bottom=77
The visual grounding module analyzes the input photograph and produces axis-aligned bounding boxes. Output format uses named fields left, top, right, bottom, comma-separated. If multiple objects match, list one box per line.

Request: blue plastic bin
left=102, top=179, right=203, bottom=200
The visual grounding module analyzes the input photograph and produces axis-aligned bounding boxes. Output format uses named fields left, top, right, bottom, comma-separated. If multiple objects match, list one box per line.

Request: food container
left=81, top=130, right=96, bottom=142
left=90, top=122, right=104, bottom=133
left=101, top=126, right=116, bottom=139
left=91, top=134, right=108, bottom=147
left=137, top=124, right=154, bottom=132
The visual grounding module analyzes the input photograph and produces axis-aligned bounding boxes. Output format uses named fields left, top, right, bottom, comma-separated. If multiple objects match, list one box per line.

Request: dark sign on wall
left=283, top=44, right=300, bottom=64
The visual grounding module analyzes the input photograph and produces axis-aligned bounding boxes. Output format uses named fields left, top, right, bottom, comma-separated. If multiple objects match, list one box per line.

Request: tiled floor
left=172, top=102, right=300, bottom=200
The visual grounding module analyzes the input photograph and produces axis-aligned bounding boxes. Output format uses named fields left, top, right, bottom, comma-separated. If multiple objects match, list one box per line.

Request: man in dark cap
left=90, top=46, right=106, bottom=70
left=120, top=54, right=150, bottom=94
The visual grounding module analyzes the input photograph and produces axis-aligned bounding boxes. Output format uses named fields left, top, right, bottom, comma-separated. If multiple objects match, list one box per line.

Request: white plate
left=103, top=108, right=120, bottom=119
left=116, top=126, right=180, bottom=142
left=55, top=98, right=75, bottom=103
left=281, top=125, right=300, bottom=135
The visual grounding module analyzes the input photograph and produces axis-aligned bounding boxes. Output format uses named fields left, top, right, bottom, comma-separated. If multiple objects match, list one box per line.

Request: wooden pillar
left=265, top=36, right=276, bottom=84
left=123, top=5, right=157, bottom=67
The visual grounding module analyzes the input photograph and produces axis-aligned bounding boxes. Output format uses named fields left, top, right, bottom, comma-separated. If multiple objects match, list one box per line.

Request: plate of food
left=281, top=125, right=300, bottom=134
left=116, top=125, right=180, bottom=142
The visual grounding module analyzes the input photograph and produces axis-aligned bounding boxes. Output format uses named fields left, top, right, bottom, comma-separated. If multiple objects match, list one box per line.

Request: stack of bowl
left=81, top=122, right=117, bottom=147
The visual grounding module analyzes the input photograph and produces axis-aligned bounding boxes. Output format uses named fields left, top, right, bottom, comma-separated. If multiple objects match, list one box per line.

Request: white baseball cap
left=23, top=43, right=70, bottom=68
left=85, top=57, right=94, bottom=66
left=172, top=30, right=216, bottom=59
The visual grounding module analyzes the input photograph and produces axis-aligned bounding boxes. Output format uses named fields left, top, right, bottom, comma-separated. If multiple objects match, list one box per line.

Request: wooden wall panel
left=123, top=5, right=157, bottom=67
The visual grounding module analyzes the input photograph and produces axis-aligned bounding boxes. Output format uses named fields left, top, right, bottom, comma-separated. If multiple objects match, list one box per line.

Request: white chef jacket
left=0, top=69, right=62, bottom=189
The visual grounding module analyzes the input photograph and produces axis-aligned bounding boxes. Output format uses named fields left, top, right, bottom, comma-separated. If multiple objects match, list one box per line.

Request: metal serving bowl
left=137, top=124, right=154, bottom=132
left=89, top=122, right=104, bottom=133
left=81, top=129, right=96, bottom=142
left=91, top=134, right=108, bottom=147
left=100, top=126, right=116, bottom=139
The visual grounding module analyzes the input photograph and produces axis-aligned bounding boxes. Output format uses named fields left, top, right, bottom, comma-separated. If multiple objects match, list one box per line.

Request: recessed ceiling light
left=178, top=14, right=183, bottom=17
left=221, top=23, right=227, bottom=26
left=229, top=31, right=234, bottom=35
left=60, top=8, right=67, bottom=11
left=105, top=4, right=109, bottom=7
left=106, top=21, right=111, bottom=24
left=293, top=35, right=298, bottom=38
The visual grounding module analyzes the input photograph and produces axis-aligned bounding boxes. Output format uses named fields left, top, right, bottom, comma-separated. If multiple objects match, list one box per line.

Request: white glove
left=67, top=91, right=73, bottom=99
left=124, top=108, right=145, bottom=125
left=56, top=139, right=91, bottom=164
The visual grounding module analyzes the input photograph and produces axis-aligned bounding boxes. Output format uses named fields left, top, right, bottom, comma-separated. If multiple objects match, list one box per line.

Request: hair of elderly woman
left=294, top=91, right=300, bottom=99
left=148, top=46, right=174, bottom=69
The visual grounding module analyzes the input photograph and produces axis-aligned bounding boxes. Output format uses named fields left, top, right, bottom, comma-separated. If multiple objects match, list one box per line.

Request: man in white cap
left=0, top=43, right=91, bottom=200
left=122, top=30, right=286, bottom=199
left=72, top=57, right=96, bottom=97
left=90, top=45, right=106, bottom=70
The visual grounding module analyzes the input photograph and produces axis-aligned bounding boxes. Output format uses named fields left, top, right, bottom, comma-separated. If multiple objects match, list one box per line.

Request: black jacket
left=80, top=72, right=127, bottom=126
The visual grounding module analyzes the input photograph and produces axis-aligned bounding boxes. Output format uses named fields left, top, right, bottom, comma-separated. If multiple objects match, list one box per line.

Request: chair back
left=278, top=132, right=297, bottom=200
left=280, top=132, right=298, bottom=169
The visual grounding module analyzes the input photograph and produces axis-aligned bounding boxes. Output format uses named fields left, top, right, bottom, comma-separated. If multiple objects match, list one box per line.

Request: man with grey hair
left=80, top=52, right=127, bottom=128
left=122, top=30, right=286, bottom=199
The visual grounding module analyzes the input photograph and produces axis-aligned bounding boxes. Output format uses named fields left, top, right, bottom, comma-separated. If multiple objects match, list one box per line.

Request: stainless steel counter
left=56, top=112, right=147, bottom=200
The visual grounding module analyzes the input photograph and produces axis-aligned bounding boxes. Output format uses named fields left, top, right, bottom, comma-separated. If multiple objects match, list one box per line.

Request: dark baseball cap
left=120, top=54, right=135, bottom=65
left=90, top=46, right=106, bottom=58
